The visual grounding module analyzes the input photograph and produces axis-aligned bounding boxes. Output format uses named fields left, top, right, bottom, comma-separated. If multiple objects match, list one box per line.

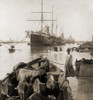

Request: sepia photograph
left=0, top=0, right=93, bottom=100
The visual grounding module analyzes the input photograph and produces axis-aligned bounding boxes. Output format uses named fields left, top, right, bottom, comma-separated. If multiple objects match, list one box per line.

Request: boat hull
left=30, top=34, right=53, bottom=46
left=30, top=33, right=65, bottom=46
left=9, top=49, right=15, bottom=53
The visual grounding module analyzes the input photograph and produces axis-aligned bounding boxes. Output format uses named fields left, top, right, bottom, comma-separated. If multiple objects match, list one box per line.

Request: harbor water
left=0, top=43, right=92, bottom=100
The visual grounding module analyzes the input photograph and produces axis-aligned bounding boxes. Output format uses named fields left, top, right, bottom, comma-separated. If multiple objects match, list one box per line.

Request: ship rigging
left=27, top=0, right=65, bottom=46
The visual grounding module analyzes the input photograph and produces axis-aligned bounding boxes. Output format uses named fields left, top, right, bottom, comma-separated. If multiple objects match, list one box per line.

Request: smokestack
left=92, top=35, right=93, bottom=42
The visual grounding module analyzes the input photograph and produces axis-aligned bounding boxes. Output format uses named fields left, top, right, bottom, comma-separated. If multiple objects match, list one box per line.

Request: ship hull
left=30, top=33, right=65, bottom=46
left=30, top=34, right=53, bottom=46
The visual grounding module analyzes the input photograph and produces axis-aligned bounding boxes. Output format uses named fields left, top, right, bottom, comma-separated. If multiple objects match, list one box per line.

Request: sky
left=0, top=0, right=93, bottom=41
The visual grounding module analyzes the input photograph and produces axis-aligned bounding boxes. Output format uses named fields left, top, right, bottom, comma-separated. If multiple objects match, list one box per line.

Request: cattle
left=25, top=84, right=33, bottom=99
left=58, top=73, right=74, bottom=100
left=17, top=68, right=39, bottom=83
left=0, top=90, right=9, bottom=100
left=28, top=93, right=51, bottom=100
left=33, top=78, right=46, bottom=96
left=38, top=69, right=47, bottom=83
left=17, top=80, right=33, bottom=100
left=17, top=80, right=27, bottom=100
left=46, top=74, right=59, bottom=98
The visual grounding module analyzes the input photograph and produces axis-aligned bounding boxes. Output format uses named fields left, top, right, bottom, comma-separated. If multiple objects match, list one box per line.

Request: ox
left=17, top=68, right=39, bottom=83
left=46, top=74, right=59, bottom=99
left=58, top=73, right=74, bottom=100
left=17, top=79, right=33, bottom=100
left=28, top=93, right=51, bottom=100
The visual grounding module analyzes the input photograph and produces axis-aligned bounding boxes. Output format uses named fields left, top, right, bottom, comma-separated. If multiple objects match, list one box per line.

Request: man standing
left=65, top=48, right=76, bottom=78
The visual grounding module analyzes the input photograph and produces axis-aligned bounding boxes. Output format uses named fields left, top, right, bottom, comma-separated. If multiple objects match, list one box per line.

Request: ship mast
left=56, top=17, right=58, bottom=36
left=41, top=0, right=43, bottom=32
left=27, top=0, right=56, bottom=34
left=51, top=5, right=53, bottom=34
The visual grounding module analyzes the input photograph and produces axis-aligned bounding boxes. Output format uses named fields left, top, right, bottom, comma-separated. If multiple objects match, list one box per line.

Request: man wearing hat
left=64, top=48, right=76, bottom=78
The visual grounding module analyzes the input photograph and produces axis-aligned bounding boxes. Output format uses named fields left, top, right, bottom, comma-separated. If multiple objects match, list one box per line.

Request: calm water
left=0, top=43, right=92, bottom=100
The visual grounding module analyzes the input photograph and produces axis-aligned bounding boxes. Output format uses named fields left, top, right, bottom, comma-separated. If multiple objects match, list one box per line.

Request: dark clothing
left=66, top=65, right=76, bottom=77
left=65, top=54, right=76, bottom=77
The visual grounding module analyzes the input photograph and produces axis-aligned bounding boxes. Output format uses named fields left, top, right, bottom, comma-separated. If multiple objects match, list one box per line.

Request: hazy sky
left=0, top=0, right=93, bottom=41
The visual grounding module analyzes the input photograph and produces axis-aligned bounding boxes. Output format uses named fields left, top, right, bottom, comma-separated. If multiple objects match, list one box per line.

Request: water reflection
left=31, top=45, right=54, bottom=53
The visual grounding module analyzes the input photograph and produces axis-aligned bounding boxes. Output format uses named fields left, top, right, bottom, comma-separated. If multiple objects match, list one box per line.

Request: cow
left=58, top=73, right=74, bottom=100
left=0, top=90, right=9, bottom=100
left=16, top=68, right=39, bottom=83
left=17, top=80, right=27, bottom=100
left=33, top=78, right=47, bottom=96
left=17, top=80, right=33, bottom=100
left=28, top=93, right=51, bottom=100
left=38, top=69, right=47, bottom=83
left=46, top=74, right=59, bottom=98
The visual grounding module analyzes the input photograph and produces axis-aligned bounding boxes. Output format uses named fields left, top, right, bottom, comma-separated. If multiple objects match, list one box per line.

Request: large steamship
left=27, top=0, right=65, bottom=46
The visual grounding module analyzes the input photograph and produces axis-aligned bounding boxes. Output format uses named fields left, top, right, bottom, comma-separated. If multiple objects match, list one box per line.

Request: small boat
left=0, top=57, right=73, bottom=100
left=75, top=58, right=93, bottom=77
left=9, top=45, right=15, bottom=53
left=75, top=58, right=93, bottom=100
left=9, top=48, right=15, bottom=53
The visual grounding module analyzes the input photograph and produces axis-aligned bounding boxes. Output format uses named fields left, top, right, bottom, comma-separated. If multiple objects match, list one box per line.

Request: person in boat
left=64, top=48, right=76, bottom=78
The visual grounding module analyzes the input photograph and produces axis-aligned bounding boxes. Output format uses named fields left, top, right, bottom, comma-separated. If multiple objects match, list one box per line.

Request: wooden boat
left=75, top=59, right=93, bottom=100
left=0, top=57, right=73, bottom=100
left=75, top=58, right=93, bottom=77
left=9, top=48, right=15, bottom=53
left=9, top=45, right=15, bottom=53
